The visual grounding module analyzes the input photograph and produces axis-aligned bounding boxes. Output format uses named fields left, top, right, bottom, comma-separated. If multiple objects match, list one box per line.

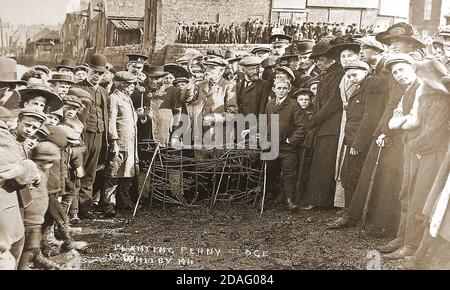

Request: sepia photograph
left=0, top=0, right=449, bottom=277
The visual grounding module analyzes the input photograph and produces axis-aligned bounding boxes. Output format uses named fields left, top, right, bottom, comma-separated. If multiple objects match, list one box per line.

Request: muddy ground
left=74, top=199, right=405, bottom=270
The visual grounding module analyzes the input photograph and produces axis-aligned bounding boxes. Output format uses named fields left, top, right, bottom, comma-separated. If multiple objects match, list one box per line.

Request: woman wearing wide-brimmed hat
left=376, top=22, right=426, bottom=60
left=301, top=37, right=345, bottom=210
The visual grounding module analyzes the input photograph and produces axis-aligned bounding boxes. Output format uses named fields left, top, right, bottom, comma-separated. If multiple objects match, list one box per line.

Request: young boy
left=19, top=141, right=61, bottom=270
left=265, top=79, right=306, bottom=211
left=292, top=89, right=315, bottom=205
left=60, top=95, right=86, bottom=225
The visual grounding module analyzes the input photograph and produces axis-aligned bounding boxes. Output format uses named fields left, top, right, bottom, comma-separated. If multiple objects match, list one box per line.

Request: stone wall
left=90, top=43, right=269, bottom=68
left=150, top=43, right=271, bottom=66
left=155, top=0, right=272, bottom=49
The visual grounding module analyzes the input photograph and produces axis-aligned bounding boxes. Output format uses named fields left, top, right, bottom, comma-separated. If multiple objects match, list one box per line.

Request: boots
left=17, top=250, right=35, bottom=270
left=33, top=249, right=60, bottom=270
left=18, top=226, right=42, bottom=270
left=41, top=225, right=62, bottom=257
left=69, top=209, right=81, bottom=226
left=58, top=224, right=88, bottom=252
left=287, top=198, right=298, bottom=211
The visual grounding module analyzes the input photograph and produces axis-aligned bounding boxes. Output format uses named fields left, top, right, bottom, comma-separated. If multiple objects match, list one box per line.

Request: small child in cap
left=60, top=95, right=86, bottom=225
left=19, top=141, right=61, bottom=270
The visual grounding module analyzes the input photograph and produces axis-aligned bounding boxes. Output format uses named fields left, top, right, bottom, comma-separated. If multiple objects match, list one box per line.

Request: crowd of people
left=176, top=20, right=375, bottom=44
left=1, top=20, right=450, bottom=270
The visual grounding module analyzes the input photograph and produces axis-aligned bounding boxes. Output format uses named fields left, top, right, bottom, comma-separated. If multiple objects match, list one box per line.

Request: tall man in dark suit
left=75, top=54, right=109, bottom=219
left=236, top=56, right=271, bottom=118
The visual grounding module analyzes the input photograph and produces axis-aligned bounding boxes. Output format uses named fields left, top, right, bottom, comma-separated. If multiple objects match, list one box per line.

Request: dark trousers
left=396, top=146, right=419, bottom=242
left=101, top=177, right=133, bottom=209
left=79, top=131, right=103, bottom=213
left=268, top=150, right=299, bottom=202
left=341, top=146, right=368, bottom=208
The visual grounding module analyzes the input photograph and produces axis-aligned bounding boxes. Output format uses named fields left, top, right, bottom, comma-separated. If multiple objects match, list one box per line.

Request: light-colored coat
left=0, top=122, right=38, bottom=267
left=185, top=78, right=238, bottom=147
left=105, top=89, right=139, bottom=178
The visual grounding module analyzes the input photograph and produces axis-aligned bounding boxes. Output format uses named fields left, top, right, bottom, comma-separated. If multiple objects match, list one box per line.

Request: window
left=424, top=0, right=433, bottom=21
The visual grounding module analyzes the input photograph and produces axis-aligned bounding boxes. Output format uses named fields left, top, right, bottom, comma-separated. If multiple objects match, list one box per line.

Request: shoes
left=287, top=198, right=298, bottom=211
left=62, top=240, right=89, bottom=252
left=326, top=216, right=355, bottom=229
left=103, top=206, right=117, bottom=218
left=377, top=238, right=404, bottom=254
left=383, top=245, right=416, bottom=260
left=79, top=210, right=97, bottom=220
left=69, top=216, right=81, bottom=226
left=300, top=204, right=316, bottom=210
left=33, top=250, right=60, bottom=270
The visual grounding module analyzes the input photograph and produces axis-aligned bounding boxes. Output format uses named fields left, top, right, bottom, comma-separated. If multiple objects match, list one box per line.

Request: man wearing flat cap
left=181, top=57, right=238, bottom=150
left=74, top=54, right=109, bottom=219
left=251, top=47, right=272, bottom=62
left=327, top=60, right=385, bottom=219
left=99, top=72, right=139, bottom=217
left=236, top=56, right=271, bottom=121
left=0, top=107, right=41, bottom=269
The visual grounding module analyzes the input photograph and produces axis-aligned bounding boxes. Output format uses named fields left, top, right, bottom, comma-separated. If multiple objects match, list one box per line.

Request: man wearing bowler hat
left=56, top=58, right=76, bottom=76
left=48, top=73, right=75, bottom=98
left=74, top=54, right=109, bottom=219
left=297, top=39, right=321, bottom=78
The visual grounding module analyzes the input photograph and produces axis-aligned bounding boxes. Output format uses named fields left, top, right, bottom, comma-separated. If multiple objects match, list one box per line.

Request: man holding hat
left=75, top=54, right=109, bottom=219
left=236, top=56, right=271, bottom=119
left=100, top=71, right=140, bottom=217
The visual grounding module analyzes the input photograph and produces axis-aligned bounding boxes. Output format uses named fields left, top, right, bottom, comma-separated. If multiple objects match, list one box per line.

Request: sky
left=0, top=0, right=74, bottom=25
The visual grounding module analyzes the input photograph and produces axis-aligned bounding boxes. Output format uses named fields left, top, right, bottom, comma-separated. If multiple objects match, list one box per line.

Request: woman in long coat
left=102, top=72, right=139, bottom=215
left=303, top=46, right=345, bottom=209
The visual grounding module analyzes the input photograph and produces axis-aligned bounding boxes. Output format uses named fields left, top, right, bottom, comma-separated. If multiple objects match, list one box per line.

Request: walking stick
left=260, top=161, right=267, bottom=217
left=358, top=146, right=383, bottom=238
left=132, top=142, right=160, bottom=221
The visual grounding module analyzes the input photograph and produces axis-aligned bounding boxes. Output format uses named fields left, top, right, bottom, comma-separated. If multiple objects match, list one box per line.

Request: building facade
left=409, top=0, right=444, bottom=37
left=144, top=0, right=410, bottom=49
